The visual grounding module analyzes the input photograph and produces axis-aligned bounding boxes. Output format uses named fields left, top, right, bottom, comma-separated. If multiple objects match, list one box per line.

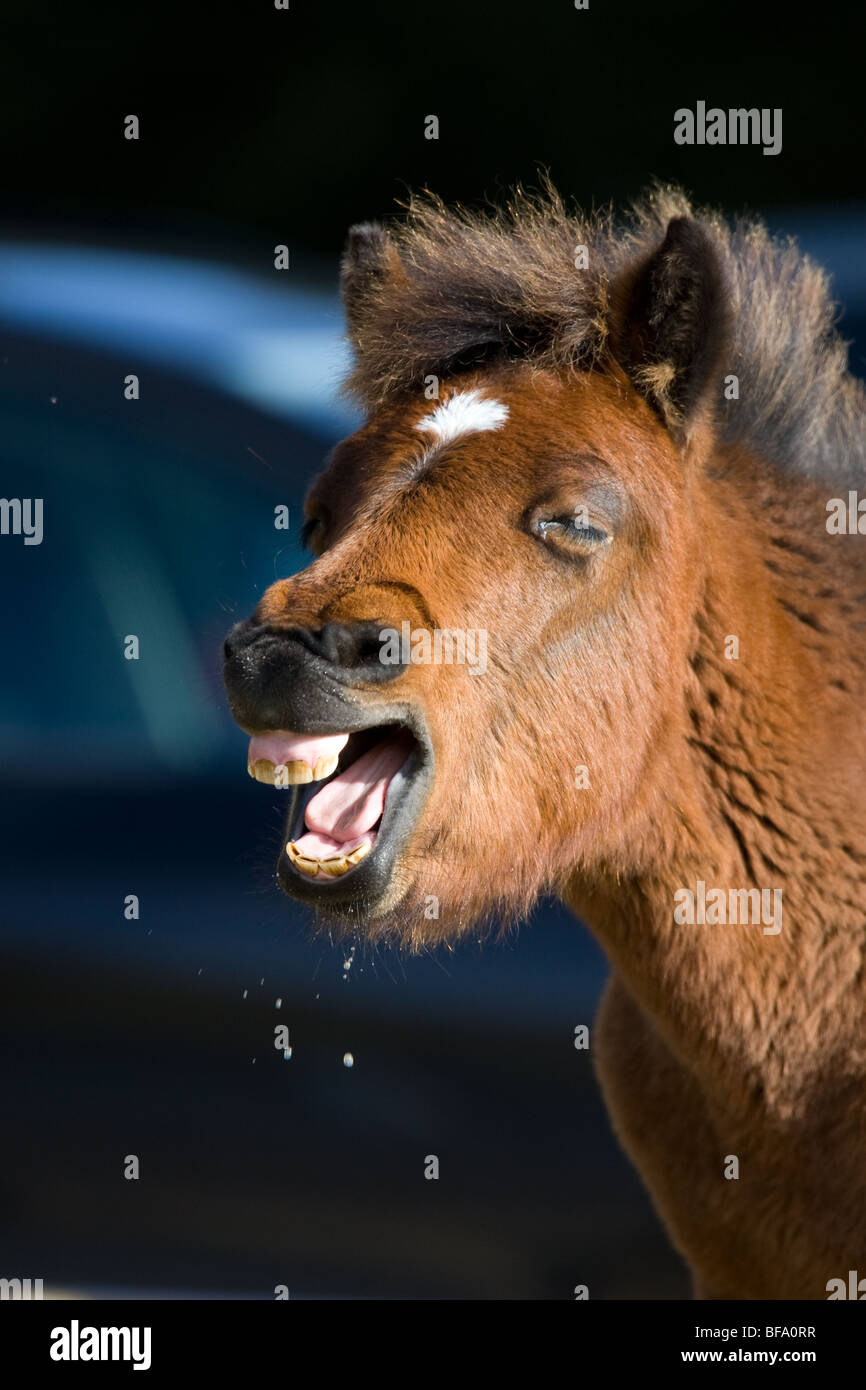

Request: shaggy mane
left=343, top=183, right=865, bottom=484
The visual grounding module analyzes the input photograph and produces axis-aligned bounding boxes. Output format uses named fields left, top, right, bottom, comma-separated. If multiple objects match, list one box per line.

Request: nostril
left=223, top=619, right=407, bottom=702
left=286, top=620, right=405, bottom=678
left=355, top=627, right=392, bottom=667
left=291, top=621, right=384, bottom=670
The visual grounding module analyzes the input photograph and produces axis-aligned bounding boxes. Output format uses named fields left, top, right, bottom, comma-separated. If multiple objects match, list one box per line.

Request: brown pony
left=224, top=185, right=866, bottom=1300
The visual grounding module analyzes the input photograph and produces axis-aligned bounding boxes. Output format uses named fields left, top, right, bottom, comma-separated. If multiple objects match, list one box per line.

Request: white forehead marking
left=415, top=389, right=509, bottom=445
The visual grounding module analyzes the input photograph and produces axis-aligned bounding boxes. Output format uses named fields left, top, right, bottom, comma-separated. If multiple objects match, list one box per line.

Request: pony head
left=224, top=186, right=854, bottom=946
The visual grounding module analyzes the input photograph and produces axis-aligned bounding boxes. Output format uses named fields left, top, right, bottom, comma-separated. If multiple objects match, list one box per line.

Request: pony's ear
left=340, top=222, right=406, bottom=340
left=612, top=216, right=728, bottom=435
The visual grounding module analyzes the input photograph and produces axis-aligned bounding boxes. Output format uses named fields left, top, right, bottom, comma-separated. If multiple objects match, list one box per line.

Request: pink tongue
left=290, top=829, right=376, bottom=859
left=300, top=731, right=414, bottom=849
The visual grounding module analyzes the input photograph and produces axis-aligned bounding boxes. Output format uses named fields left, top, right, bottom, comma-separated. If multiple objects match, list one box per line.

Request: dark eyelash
left=558, top=517, right=608, bottom=544
left=537, top=516, right=608, bottom=545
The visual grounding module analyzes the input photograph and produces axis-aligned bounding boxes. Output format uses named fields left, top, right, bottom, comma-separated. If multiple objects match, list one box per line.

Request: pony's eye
left=531, top=513, right=610, bottom=551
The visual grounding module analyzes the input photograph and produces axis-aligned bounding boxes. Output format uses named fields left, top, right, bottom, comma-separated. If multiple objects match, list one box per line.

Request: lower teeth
left=286, top=840, right=372, bottom=879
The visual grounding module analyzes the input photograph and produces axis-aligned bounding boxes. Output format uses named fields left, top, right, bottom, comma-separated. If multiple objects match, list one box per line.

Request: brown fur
left=247, top=187, right=866, bottom=1298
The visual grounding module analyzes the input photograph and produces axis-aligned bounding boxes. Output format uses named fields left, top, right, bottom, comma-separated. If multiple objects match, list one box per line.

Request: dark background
left=4, top=1, right=866, bottom=258
left=1, top=1, right=863, bottom=1299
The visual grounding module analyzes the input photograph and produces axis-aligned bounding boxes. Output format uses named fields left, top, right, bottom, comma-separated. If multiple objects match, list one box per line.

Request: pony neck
left=564, top=453, right=866, bottom=1113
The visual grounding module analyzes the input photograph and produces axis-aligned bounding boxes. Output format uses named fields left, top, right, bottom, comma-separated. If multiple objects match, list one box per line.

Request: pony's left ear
left=612, top=216, right=729, bottom=436
left=340, top=222, right=406, bottom=342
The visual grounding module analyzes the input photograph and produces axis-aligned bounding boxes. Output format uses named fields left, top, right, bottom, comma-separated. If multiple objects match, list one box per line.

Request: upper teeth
left=247, top=753, right=340, bottom=786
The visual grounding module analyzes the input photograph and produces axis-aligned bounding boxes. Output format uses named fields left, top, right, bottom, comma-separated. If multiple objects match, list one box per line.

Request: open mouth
left=246, top=716, right=430, bottom=909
